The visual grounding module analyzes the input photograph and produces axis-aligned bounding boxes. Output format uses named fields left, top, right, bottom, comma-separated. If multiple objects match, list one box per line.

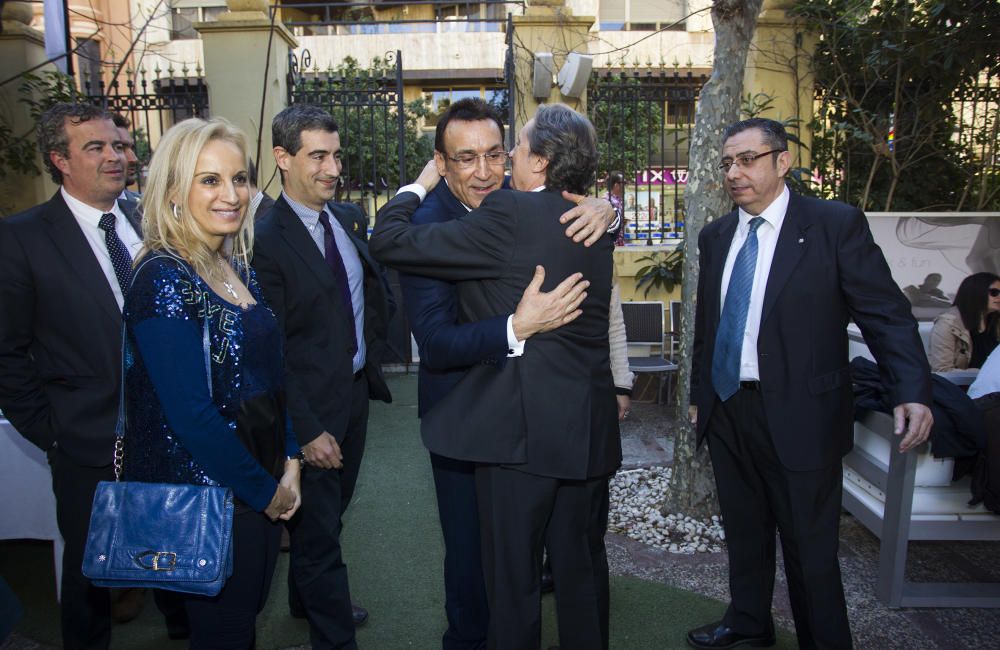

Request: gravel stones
left=608, top=466, right=725, bottom=554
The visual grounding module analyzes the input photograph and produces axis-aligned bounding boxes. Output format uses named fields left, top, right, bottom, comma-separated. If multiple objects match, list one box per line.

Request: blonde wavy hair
left=139, top=117, right=253, bottom=280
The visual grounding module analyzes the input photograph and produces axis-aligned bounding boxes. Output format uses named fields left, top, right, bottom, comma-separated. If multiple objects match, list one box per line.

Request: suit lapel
left=706, top=213, right=739, bottom=327
left=761, top=193, right=811, bottom=324
left=274, top=198, right=337, bottom=293
left=329, top=202, right=379, bottom=273
left=43, top=193, right=122, bottom=324
left=118, top=197, right=142, bottom=237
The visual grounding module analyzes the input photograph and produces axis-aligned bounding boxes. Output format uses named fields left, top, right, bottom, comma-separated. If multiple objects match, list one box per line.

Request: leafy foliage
left=634, top=249, right=684, bottom=296
left=794, top=0, right=1000, bottom=211
left=0, top=71, right=78, bottom=181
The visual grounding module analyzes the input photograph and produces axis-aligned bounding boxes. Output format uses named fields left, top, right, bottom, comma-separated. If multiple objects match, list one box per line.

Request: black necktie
left=97, top=213, right=133, bottom=292
left=317, top=211, right=358, bottom=355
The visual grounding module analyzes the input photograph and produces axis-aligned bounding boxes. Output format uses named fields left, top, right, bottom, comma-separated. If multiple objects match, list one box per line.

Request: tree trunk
left=662, top=0, right=765, bottom=519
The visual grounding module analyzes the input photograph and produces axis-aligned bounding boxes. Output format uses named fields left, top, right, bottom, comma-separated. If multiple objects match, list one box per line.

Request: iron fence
left=588, top=68, right=705, bottom=245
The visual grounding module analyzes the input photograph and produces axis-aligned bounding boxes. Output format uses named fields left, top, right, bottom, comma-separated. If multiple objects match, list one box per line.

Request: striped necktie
left=712, top=217, right=764, bottom=401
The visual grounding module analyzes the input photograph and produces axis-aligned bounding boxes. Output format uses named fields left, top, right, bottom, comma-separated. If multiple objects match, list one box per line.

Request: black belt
left=739, top=381, right=761, bottom=391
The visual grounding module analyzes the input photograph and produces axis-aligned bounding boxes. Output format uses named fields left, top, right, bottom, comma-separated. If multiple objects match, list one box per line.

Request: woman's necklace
left=217, top=256, right=239, bottom=300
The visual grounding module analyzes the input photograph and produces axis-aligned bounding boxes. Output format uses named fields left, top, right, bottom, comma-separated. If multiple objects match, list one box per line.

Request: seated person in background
left=123, top=117, right=301, bottom=647
left=903, top=272, right=951, bottom=308
left=968, top=346, right=1000, bottom=513
left=929, top=272, right=1000, bottom=372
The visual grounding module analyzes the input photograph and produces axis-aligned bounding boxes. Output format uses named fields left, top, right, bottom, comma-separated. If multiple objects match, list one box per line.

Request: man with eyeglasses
left=395, top=98, right=619, bottom=650
left=686, top=117, right=934, bottom=649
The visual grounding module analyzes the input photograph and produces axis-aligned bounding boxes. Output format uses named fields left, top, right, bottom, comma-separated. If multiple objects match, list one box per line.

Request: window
left=599, top=0, right=687, bottom=31
left=422, top=86, right=508, bottom=127
left=169, top=1, right=228, bottom=40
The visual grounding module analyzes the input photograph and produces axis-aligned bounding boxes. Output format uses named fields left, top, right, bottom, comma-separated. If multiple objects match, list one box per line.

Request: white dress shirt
left=61, top=187, right=143, bottom=310
left=718, top=185, right=790, bottom=381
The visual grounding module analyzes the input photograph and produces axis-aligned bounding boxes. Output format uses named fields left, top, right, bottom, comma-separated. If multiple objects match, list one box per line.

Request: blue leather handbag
left=82, top=480, right=234, bottom=596
left=82, top=254, right=234, bottom=596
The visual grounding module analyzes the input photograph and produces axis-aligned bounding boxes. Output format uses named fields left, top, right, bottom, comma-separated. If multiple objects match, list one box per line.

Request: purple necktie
left=317, top=211, right=358, bottom=355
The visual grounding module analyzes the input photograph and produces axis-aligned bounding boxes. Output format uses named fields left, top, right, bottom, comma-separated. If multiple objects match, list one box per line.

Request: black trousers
left=430, top=452, right=489, bottom=650
left=706, top=387, right=852, bottom=650
left=475, top=464, right=610, bottom=650
left=50, top=450, right=114, bottom=650
left=183, top=510, right=282, bottom=649
left=287, top=373, right=369, bottom=650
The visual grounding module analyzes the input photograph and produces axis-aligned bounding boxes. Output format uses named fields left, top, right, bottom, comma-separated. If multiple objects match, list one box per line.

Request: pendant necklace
left=218, top=257, right=239, bottom=300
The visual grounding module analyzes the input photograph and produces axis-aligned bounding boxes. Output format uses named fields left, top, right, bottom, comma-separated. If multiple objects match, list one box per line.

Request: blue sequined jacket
left=121, top=252, right=298, bottom=512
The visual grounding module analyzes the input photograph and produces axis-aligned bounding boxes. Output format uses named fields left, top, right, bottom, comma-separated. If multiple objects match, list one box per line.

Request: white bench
left=844, top=324, right=1000, bottom=607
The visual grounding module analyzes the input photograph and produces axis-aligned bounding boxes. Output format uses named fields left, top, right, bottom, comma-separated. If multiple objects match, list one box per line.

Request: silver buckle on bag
left=135, top=550, right=177, bottom=571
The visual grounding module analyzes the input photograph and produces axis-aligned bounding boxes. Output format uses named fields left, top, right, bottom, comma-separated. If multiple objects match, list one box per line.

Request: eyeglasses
left=989, top=288, right=1000, bottom=297
left=718, top=149, right=786, bottom=172
left=446, top=151, right=508, bottom=169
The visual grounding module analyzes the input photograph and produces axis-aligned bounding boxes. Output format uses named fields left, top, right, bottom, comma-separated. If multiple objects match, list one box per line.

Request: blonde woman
left=121, top=118, right=301, bottom=648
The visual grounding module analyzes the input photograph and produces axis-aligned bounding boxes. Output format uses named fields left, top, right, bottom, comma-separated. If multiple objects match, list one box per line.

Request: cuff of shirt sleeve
left=607, top=207, right=622, bottom=233
left=398, top=183, right=427, bottom=202
left=506, top=315, right=525, bottom=357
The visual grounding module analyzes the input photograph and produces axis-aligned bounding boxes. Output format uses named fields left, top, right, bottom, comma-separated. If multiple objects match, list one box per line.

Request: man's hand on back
left=559, top=191, right=616, bottom=247
left=511, top=266, right=589, bottom=340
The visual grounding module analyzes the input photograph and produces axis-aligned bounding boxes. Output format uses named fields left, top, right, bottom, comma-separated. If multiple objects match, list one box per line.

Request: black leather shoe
left=352, top=604, right=369, bottom=627
left=686, top=622, right=775, bottom=649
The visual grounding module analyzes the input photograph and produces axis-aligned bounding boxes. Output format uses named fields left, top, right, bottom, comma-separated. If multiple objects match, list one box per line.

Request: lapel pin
left=798, top=238, right=804, bottom=243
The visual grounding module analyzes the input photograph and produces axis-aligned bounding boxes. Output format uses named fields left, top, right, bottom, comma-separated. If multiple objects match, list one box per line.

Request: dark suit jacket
left=0, top=191, right=140, bottom=466
left=400, top=182, right=508, bottom=417
left=691, top=191, right=932, bottom=472
left=372, top=189, right=621, bottom=480
left=252, top=195, right=393, bottom=447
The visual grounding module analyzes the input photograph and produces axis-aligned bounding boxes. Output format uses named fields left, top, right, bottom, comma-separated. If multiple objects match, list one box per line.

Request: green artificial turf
left=1, top=375, right=796, bottom=649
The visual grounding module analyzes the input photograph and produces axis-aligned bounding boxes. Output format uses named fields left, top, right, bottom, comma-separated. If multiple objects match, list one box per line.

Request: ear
left=776, top=149, right=792, bottom=177
left=532, top=153, right=548, bottom=174
left=434, top=150, right=447, bottom=176
left=50, top=151, right=71, bottom=177
left=273, top=146, right=291, bottom=172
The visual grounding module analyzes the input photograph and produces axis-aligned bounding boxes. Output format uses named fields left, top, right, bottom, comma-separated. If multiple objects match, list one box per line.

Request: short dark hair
left=38, top=103, right=113, bottom=184
left=272, top=104, right=339, bottom=156
left=954, top=271, right=1000, bottom=334
left=607, top=170, right=625, bottom=191
left=111, top=112, right=130, bottom=129
left=434, top=98, right=505, bottom=155
left=527, top=104, right=598, bottom=195
left=722, top=117, right=789, bottom=152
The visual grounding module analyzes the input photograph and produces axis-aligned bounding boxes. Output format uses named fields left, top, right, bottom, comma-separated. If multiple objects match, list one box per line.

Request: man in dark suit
left=372, top=104, right=620, bottom=650
left=687, top=118, right=933, bottom=650
left=0, top=103, right=140, bottom=649
left=252, top=104, right=393, bottom=650
left=400, top=98, right=616, bottom=650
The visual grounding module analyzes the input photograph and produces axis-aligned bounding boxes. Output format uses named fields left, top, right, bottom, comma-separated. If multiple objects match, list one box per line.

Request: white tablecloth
left=0, top=419, right=63, bottom=598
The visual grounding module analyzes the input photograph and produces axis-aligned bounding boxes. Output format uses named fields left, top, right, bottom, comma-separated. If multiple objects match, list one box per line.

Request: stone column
left=195, top=0, right=297, bottom=195
left=0, top=2, right=60, bottom=216
left=743, top=0, right=816, bottom=170
left=511, top=0, right=595, bottom=132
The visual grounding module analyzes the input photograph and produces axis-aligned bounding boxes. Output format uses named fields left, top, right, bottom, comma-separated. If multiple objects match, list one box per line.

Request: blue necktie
left=98, top=213, right=133, bottom=293
left=317, top=211, right=358, bottom=355
left=712, top=217, right=764, bottom=401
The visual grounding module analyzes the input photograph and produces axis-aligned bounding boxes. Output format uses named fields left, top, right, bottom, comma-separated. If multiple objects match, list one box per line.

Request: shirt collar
left=737, top=184, right=789, bottom=232
left=61, top=186, right=124, bottom=228
left=282, top=190, right=331, bottom=227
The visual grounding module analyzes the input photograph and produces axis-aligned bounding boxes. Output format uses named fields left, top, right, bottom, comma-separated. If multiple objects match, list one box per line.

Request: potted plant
left=634, top=249, right=683, bottom=296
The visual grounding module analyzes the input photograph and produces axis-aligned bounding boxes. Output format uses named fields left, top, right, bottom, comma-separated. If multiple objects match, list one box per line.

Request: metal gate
left=588, top=69, right=705, bottom=244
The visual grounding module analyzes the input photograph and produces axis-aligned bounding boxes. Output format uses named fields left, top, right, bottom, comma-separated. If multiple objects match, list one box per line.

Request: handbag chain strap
left=114, top=251, right=213, bottom=481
